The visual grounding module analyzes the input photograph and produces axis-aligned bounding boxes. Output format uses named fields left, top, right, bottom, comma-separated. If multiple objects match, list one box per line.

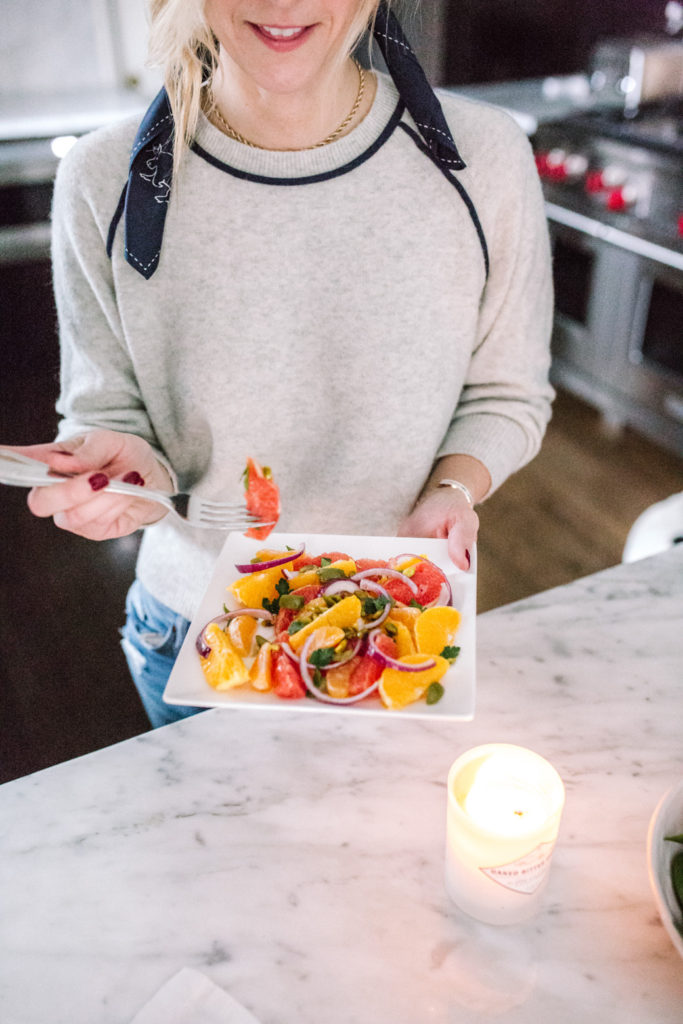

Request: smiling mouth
left=259, top=25, right=307, bottom=39
left=249, top=23, right=314, bottom=45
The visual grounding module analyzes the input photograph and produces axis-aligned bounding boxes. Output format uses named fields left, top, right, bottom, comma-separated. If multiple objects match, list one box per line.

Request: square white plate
left=164, top=532, right=476, bottom=720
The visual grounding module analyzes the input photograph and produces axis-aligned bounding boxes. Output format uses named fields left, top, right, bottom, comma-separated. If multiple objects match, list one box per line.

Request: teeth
left=261, top=25, right=304, bottom=38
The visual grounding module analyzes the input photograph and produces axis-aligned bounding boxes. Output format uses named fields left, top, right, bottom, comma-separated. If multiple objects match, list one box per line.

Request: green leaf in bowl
left=671, top=852, right=683, bottom=917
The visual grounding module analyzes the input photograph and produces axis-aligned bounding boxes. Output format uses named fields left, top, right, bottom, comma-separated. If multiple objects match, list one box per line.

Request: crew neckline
left=192, top=72, right=403, bottom=182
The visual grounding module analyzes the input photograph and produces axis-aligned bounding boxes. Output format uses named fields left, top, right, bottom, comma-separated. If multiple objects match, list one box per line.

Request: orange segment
left=285, top=559, right=357, bottom=590
left=385, top=605, right=420, bottom=638
left=200, top=623, right=249, bottom=690
left=386, top=618, right=416, bottom=657
left=378, top=654, right=449, bottom=709
left=303, top=625, right=346, bottom=654
left=230, top=564, right=285, bottom=608
left=228, top=615, right=258, bottom=656
left=249, top=641, right=275, bottom=692
left=288, top=595, right=362, bottom=652
left=414, top=606, right=462, bottom=657
left=324, top=661, right=354, bottom=699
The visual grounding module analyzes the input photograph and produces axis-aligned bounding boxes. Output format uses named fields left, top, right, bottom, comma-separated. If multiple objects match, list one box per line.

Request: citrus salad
left=196, top=545, right=462, bottom=709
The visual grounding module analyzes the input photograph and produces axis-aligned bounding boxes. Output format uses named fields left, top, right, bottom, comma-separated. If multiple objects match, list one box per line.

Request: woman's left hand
left=398, top=487, right=478, bottom=572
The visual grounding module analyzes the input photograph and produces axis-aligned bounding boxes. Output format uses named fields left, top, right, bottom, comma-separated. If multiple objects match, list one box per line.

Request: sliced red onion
left=430, top=580, right=453, bottom=607
left=235, top=545, right=305, bottom=574
left=367, top=628, right=436, bottom=673
left=196, top=607, right=273, bottom=657
left=351, top=567, right=419, bottom=594
left=359, top=578, right=390, bottom=598
left=298, top=633, right=379, bottom=705
left=355, top=579, right=392, bottom=629
left=280, top=641, right=299, bottom=663
left=324, top=636, right=363, bottom=669
left=321, top=579, right=359, bottom=596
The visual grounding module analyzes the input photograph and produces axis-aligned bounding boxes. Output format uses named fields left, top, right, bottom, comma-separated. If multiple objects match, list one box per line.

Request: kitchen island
left=1, top=547, right=682, bottom=1023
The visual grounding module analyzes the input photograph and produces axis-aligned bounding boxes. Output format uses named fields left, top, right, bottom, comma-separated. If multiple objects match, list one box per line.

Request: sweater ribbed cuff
left=436, top=413, right=536, bottom=496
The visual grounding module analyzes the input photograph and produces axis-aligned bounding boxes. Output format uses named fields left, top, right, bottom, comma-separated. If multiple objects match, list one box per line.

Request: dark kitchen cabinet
left=441, top=0, right=669, bottom=85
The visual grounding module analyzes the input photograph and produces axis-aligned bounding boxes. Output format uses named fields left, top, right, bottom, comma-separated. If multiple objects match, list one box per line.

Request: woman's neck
left=209, top=53, right=376, bottom=151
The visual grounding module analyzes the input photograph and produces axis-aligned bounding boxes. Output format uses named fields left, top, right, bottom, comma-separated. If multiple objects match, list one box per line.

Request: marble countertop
left=1, top=548, right=682, bottom=1023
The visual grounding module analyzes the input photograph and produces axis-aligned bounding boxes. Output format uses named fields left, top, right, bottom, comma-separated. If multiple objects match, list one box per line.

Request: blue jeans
left=120, top=579, right=203, bottom=729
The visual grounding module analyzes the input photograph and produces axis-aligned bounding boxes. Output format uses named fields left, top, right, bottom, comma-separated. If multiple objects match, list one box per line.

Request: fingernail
left=123, top=471, right=144, bottom=486
left=465, top=549, right=471, bottom=569
left=88, top=473, right=109, bottom=491
left=58, top=436, right=85, bottom=452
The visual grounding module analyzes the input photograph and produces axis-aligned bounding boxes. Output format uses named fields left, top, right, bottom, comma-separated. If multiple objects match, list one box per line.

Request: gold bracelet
left=438, top=478, right=474, bottom=507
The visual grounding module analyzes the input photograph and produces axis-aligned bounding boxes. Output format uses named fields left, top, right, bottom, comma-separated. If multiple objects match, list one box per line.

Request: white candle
left=445, top=744, right=565, bottom=925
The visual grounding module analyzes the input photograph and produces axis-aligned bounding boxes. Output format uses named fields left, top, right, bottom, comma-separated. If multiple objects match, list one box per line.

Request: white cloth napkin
left=131, top=968, right=261, bottom=1024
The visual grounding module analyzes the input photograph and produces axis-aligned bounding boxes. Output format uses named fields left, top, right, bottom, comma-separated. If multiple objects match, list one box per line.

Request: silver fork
left=0, top=449, right=273, bottom=531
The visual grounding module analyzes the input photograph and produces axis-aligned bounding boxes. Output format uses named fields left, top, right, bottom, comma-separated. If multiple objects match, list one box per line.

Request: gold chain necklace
left=211, top=59, right=366, bottom=150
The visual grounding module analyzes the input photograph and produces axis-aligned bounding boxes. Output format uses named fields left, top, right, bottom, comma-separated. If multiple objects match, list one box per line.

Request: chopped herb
left=309, top=646, right=336, bottom=668
left=440, top=645, right=461, bottom=662
left=262, top=596, right=280, bottom=615
left=409, top=598, right=426, bottom=610
left=672, top=851, right=683, bottom=915
left=361, top=594, right=391, bottom=618
left=313, top=667, right=324, bottom=688
left=279, top=593, right=304, bottom=610
left=275, top=578, right=290, bottom=596
left=288, top=620, right=307, bottom=635
left=425, top=682, right=445, bottom=705
left=318, top=567, right=348, bottom=582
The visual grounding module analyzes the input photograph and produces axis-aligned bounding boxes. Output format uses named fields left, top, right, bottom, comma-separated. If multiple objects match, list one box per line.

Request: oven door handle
left=544, top=202, right=683, bottom=273
left=626, top=276, right=654, bottom=367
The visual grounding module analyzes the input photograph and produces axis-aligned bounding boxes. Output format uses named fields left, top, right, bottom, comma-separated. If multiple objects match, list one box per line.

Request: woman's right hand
left=9, top=430, right=174, bottom=540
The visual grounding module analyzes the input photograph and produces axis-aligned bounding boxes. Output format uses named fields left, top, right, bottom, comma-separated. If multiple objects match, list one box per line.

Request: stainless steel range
left=533, top=95, right=683, bottom=456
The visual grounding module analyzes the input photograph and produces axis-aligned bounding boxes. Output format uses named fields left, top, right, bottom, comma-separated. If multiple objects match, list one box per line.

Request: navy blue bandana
left=110, top=2, right=472, bottom=280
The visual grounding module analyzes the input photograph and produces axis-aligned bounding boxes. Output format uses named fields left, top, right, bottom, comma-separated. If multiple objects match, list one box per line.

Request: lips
left=259, top=25, right=307, bottom=39
left=249, top=22, right=314, bottom=50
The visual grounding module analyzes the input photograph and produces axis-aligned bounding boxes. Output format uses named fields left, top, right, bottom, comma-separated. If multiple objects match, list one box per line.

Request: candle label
left=480, top=841, right=555, bottom=895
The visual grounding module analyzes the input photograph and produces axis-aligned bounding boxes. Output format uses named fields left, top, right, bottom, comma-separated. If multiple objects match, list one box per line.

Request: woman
left=12, top=0, right=554, bottom=726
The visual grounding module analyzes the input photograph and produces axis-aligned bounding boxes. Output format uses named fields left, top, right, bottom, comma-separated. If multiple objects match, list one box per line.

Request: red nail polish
left=123, top=471, right=144, bottom=486
left=88, top=473, right=109, bottom=491
left=465, top=549, right=471, bottom=568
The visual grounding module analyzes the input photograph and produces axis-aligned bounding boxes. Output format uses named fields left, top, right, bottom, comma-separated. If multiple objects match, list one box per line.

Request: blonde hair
left=147, top=0, right=387, bottom=172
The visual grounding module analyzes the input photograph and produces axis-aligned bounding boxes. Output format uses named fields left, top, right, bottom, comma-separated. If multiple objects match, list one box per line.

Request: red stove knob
left=545, top=148, right=568, bottom=181
left=585, top=170, right=605, bottom=193
left=535, top=151, right=550, bottom=176
left=585, top=165, right=627, bottom=194
left=606, top=185, right=637, bottom=212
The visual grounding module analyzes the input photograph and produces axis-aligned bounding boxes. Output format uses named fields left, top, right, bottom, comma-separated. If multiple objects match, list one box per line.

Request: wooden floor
left=1, top=389, right=681, bottom=784
left=476, top=389, right=683, bottom=613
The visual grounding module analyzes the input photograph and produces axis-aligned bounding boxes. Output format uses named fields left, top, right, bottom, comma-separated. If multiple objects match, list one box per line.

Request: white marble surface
left=1, top=548, right=682, bottom=1024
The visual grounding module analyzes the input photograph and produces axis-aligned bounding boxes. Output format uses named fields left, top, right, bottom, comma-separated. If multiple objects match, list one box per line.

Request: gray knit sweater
left=51, top=73, right=554, bottom=620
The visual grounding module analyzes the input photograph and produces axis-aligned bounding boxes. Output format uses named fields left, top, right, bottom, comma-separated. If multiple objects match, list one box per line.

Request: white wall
left=0, top=0, right=159, bottom=96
